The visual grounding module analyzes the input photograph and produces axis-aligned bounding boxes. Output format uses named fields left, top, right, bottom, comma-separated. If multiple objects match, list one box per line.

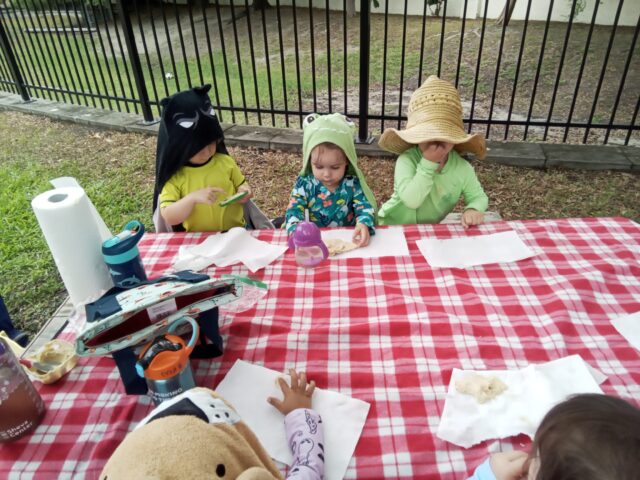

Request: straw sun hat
left=378, top=75, right=487, bottom=159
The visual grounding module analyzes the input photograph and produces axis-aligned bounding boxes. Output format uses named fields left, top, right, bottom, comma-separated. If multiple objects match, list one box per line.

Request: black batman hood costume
left=153, top=84, right=228, bottom=211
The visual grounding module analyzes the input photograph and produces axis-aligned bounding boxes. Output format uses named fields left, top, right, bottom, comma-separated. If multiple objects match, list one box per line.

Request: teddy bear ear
left=302, top=113, right=318, bottom=130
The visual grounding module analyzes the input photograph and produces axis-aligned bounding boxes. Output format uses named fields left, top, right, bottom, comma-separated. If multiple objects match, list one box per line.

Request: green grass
left=0, top=162, right=63, bottom=335
left=8, top=25, right=369, bottom=123
left=3, top=7, right=437, bottom=122
left=0, top=113, right=154, bottom=336
left=4, top=7, right=638, bottom=142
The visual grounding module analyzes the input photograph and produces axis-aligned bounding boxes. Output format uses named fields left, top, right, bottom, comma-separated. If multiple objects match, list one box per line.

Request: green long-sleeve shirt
left=378, top=146, right=488, bottom=225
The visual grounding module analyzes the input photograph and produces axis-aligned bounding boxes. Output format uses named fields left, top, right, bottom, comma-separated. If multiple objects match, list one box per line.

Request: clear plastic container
left=0, top=337, right=46, bottom=442
left=288, top=221, right=329, bottom=268
left=294, top=245, right=327, bottom=268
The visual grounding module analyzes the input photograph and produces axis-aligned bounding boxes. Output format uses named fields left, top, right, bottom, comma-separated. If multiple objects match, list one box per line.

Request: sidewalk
left=1, top=91, right=638, bottom=171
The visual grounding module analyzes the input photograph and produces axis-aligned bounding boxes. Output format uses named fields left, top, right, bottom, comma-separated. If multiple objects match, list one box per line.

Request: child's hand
left=419, top=141, right=452, bottom=171
left=461, top=208, right=484, bottom=229
left=188, top=186, right=225, bottom=205
left=489, top=451, right=528, bottom=480
left=236, top=184, right=253, bottom=204
left=352, top=223, right=370, bottom=247
left=267, top=368, right=316, bottom=416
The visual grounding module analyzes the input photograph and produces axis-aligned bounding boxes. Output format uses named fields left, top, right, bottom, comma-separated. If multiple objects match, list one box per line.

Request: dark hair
left=310, top=142, right=347, bottom=159
left=529, top=394, right=640, bottom=480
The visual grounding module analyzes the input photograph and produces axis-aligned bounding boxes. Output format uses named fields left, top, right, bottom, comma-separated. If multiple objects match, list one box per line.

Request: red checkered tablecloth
left=2, top=218, right=640, bottom=479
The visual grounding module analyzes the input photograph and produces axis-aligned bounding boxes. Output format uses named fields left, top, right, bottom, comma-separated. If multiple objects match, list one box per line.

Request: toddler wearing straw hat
left=377, top=76, right=488, bottom=228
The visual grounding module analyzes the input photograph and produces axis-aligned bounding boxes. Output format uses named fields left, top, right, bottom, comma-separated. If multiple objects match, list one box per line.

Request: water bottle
left=102, top=220, right=148, bottom=288
left=0, top=337, right=46, bottom=442
left=288, top=221, right=329, bottom=268
left=135, top=317, right=198, bottom=405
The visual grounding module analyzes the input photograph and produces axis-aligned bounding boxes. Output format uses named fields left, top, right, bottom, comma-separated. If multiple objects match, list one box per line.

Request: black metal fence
left=0, top=0, right=638, bottom=145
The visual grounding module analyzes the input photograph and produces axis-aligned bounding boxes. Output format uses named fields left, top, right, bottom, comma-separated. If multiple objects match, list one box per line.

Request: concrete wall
left=210, top=0, right=639, bottom=27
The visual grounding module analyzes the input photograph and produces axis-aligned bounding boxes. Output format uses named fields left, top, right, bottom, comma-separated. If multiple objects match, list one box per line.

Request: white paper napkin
left=416, top=230, right=535, bottom=268
left=216, top=360, right=370, bottom=480
left=612, top=311, right=640, bottom=351
left=321, top=226, right=410, bottom=259
left=172, top=227, right=287, bottom=273
left=436, top=355, right=604, bottom=448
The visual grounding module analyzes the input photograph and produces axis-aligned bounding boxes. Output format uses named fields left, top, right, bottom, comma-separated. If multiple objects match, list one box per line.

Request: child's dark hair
left=310, top=142, right=347, bottom=161
left=529, top=393, right=640, bottom=480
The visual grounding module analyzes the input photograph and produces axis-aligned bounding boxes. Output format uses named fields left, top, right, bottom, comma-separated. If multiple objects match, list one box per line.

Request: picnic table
left=2, top=217, right=639, bottom=479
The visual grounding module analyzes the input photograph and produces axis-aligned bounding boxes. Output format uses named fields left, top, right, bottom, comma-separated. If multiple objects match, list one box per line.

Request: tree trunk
left=346, top=0, right=356, bottom=17
left=496, top=0, right=517, bottom=27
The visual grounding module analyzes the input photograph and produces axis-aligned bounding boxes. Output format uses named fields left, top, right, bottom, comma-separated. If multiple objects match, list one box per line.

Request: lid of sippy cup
left=289, top=221, right=324, bottom=248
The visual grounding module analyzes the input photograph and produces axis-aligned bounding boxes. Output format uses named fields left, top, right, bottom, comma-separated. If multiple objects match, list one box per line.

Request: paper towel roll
left=50, top=176, right=112, bottom=240
left=32, top=187, right=114, bottom=306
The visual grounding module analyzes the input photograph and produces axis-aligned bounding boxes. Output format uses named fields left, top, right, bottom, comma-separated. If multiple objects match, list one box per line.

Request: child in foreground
left=101, top=369, right=324, bottom=479
left=154, top=85, right=252, bottom=232
left=468, top=393, right=640, bottom=480
left=378, top=75, right=488, bottom=229
left=284, top=113, right=377, bottom=247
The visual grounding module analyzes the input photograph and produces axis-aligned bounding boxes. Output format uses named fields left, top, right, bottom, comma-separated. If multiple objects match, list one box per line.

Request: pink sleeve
left=284, top=408, right=325, bottom=479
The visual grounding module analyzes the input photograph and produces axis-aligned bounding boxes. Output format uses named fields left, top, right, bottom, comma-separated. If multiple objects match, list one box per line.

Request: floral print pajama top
left=284, top=174, right=376, bottom=235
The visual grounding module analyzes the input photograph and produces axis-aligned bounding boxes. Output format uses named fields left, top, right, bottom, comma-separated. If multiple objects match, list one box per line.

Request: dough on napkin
left=455, top=374, right=508, bottom=404
left=325, top=238, right=359, bottom=256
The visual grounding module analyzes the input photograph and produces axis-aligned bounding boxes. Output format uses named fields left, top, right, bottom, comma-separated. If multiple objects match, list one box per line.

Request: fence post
left=0, top=13, right=30, bottom=101
left=356, top=0, right=373, bottom=143
left=115, top=0, right=154, bottom=123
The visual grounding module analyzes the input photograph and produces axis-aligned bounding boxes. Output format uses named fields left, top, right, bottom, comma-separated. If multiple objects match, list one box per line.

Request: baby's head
left=300, top=112, right=378, bottom=212
left=302, top=113, right=357, bottom=188
left=158, top=85, right=226, bottom=165
left=189, top=140, right=219, bottom=165
left=527, top=394, right=640, bottom=480
left=378, top=75, right=486, bottom=159
left=309, top=142, right=347, bottom=191
left=155, top=85, right=227, bottom=207
left=418, top=140, right=454, bottom=161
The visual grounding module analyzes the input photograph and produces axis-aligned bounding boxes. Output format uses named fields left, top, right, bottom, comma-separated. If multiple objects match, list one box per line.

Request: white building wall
left=479, top=0, right=638, bottom=26
left=213, top=0, right=639, bottom=27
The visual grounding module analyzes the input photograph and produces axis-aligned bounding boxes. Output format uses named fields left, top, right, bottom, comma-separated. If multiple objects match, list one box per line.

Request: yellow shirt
left=159, top=153, right=246, bottom=232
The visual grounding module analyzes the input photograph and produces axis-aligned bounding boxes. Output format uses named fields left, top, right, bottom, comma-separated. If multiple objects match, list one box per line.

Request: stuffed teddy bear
left=100, top=388, right=284, bottom=479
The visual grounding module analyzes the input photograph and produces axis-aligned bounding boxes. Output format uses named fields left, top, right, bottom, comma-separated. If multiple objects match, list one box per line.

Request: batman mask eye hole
left=177, top=120, right=194, bottom=128
left=201, top=105, right=217, bottom=118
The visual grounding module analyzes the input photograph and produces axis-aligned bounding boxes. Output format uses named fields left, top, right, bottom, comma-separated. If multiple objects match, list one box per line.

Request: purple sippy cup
left=288, top=221, right=329, bottom=268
